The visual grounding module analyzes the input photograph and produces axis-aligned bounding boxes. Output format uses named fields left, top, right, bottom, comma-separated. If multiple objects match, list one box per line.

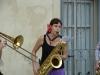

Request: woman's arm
left=32, top=35, right=43, bottom=75
left=61, top=42, right=68, bottom=60
left=58, top=38, right=68, bottom=60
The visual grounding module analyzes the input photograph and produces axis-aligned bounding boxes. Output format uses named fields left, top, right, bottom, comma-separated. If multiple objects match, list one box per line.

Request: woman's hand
left=96, top=61, right=100, bottom=70
left=57, top=39, right=68, bottom=60
left=33, top=62, right=40, bottom=75
left=0, top=39, right=7, bottom=50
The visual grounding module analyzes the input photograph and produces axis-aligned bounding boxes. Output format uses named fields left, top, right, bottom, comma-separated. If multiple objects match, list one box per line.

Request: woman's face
left=51, top=22, right=62, bottom=34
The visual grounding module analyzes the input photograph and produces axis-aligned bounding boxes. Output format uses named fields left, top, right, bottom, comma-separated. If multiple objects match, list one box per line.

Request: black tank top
left=40, top=34, right=64, bottom=69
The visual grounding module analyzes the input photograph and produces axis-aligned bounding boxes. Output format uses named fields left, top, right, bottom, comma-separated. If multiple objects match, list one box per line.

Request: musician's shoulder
left=38, top=35, right=44, bottom=41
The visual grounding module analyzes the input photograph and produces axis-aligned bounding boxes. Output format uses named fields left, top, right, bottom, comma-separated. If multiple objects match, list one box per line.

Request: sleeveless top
left=40, top=34, right=64, bottom=69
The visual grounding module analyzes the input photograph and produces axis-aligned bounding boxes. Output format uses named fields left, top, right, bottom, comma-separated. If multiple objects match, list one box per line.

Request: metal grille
left=61, top=0, right=95, bottom=75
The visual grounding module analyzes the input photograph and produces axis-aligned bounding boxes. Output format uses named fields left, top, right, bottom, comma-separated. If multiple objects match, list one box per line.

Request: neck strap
left=46, top=33, right=60, bottom=41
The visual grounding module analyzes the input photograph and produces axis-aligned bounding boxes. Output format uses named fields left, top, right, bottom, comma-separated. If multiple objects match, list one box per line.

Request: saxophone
left=38, top=43, right=66, bottom=75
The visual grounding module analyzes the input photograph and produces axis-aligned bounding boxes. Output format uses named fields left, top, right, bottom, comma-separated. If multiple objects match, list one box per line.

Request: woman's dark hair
left=46, top=18, right=62, bottom=34
left=50, top=18, right=62, bottom=26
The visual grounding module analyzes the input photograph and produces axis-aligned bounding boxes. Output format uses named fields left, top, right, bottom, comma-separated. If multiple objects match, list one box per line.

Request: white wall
left=0, top=0, right=60, bottom=75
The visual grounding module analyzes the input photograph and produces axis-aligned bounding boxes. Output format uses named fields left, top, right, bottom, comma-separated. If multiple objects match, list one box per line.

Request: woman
left=32, top=18, right=68, bottom=75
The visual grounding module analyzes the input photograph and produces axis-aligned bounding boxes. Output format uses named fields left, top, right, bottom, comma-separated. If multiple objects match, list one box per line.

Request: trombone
left=0, top=32, right=38, bottom=62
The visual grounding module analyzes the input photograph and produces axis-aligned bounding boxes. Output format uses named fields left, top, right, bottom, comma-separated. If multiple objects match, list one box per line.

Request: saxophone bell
left=51, top=54, right=62, bottom=68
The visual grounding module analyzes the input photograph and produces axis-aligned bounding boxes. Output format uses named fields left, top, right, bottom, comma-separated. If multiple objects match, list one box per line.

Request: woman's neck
left=48, top=32, right=59, bottom=41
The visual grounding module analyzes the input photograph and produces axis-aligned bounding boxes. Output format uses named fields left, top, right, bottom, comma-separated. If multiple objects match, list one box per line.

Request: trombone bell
left=0, top=32, right=24, bottom=49
left=13, top=35, right=24, bottom=49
